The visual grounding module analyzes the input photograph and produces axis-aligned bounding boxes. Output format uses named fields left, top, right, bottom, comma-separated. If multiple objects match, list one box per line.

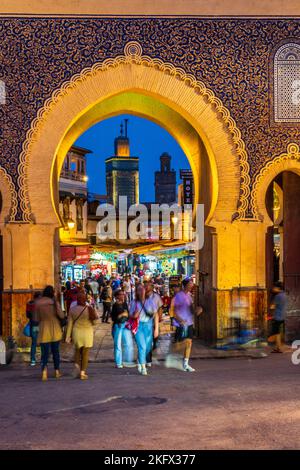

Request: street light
left=67, top=218, right=75, bottom=230
left=171, top=215, right=178, bottom=240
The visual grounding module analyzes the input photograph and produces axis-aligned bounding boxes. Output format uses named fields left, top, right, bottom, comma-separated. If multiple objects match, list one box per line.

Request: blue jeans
left=113, top=323, right=134, bottom=366
left=135, top=320, right=153, bottom=365
left=40, top=341, right=60, bottom=371
left=30, top=326, right=39, bottom=363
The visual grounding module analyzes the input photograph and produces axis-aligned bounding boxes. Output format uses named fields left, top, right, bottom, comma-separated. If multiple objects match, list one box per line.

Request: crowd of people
left=25, top=272, right=288, bottom=381
left=25, top=272, right=203, bottom=381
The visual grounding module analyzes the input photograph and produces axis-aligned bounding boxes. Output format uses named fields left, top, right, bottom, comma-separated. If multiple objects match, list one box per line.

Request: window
left=70, top=159, right=77, bottom=172
left=64, top=156, right=69, bottom=170
left=76, top=200, right=83, bottom=232
left=62, top=197, right=70, bottom=221
left=274, top=43, right=300, bottom=123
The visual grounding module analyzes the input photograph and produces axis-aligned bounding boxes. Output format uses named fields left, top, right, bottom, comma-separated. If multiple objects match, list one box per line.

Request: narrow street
left=1, top=353, right=299, bottom=450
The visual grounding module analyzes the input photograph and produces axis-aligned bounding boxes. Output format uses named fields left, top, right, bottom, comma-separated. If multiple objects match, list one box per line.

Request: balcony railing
left=60, top=168, right=87, bottom=183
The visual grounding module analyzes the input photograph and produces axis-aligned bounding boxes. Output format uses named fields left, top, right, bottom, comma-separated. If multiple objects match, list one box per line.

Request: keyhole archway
left=3, top=42, right=261, bottom=343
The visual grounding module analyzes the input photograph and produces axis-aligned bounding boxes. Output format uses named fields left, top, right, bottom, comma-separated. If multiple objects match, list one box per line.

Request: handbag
left=53, top=300, right=67, bottom=328
left=125, top=301, right=145, bottom=335
left=125, top=317, right=140, bottom=335
left=23, top=322, right=31, bottom=337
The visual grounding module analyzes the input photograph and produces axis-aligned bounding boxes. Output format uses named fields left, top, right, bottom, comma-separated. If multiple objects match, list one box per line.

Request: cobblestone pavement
left=0, top=353, right=299, bottom=450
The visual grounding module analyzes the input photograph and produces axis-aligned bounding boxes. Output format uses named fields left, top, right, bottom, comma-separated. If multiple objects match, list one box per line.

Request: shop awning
left=76, top=246, right=90, bottom=264
left=61, top=246, right=75, bottom=262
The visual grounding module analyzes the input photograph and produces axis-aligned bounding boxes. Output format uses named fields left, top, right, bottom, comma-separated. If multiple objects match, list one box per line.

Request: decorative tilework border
left=18, top=41, right=251, bottom=222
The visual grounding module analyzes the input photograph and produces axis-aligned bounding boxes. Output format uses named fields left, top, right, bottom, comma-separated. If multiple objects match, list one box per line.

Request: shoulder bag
left=54, top=300, right=67, bottom=328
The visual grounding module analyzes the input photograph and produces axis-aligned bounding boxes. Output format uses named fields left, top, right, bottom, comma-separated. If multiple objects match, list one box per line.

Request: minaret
left=114, top=120, right=130, bottom=157
left=155, top=152, right=176, bottom=204
left=106, top=119, right=139, bottom=207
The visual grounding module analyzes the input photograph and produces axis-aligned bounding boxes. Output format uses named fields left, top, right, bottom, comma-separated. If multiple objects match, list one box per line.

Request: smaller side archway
left=252, top=143, right=300, bottom=343
left=252, top=143, right=300, bottom=223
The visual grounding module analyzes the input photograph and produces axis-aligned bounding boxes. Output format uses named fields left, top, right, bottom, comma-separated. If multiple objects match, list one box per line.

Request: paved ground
left=1, top=352, right=300, bottom=450
left=16, top=316, right=271, bottom=363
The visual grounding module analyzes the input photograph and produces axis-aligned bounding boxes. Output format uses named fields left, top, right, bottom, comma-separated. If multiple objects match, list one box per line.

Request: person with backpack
left=26, top=291, right=42, bottom=366
left=101, top=280, right=113, bottom=323
left=36, top=285, right=65, bottom=381
left=65, top=291, right=99, bottom=380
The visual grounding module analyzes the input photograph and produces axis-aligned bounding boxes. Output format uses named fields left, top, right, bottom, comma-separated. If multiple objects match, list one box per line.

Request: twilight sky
left=75, top=114, right=190, bottom=202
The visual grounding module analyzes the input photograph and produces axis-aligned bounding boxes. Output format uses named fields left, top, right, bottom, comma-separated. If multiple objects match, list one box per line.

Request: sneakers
left=30, top=361, right=36, bottom=367
left=137, top=364, right=147, bottom=375
left=116, top=364, right=123, bottom=369
left=55, top=370, right=63, bottom=379
left=80, top=371, right=88, bottom=380
left=41, top=368, right=48, bottom=381
left=146, top=363, right=152, bottom=368
left=183, top=363, right=195, bottom=372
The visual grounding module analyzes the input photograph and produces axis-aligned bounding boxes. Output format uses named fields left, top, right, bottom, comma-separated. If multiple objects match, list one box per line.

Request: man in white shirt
left=89, top=278, right=100, bottom=305
left=122, top=275, right=132, bottom=304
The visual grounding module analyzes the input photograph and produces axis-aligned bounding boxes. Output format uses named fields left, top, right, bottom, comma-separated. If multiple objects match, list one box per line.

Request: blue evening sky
left=75, top=114, right=190, bottom=202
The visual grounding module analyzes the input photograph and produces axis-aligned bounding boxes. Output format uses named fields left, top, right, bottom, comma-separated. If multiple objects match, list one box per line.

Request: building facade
left=1, top=1, right=300, bottom=343
left=59, top=146, right=90, bottom=242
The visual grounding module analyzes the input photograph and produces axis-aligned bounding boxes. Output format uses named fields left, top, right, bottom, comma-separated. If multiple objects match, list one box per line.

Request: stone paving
left=1, top=353, right=300, bottom=450
left=15, top=310, right=277, bottom=365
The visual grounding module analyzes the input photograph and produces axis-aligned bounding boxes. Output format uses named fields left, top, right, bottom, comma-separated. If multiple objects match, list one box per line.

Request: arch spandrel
left=0, top=168, right=17, bottom=224
left=18, top=42, right=249, bottom=225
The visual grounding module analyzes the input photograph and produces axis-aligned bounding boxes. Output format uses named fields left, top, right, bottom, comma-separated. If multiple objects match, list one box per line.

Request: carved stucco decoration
left=18, top=41, right=250, bottom=222
left=0, top=167, right=18, bottom=222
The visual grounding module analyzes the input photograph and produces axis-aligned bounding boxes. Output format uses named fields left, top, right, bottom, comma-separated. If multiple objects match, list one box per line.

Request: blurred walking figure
left=111, top=289, right=134, bottom=368
left=66, top=291, right=98, bottom=380
left=123, top=275, right=132, bottom=304
left=89, top=277, right=100, bottom=305
left=144, top=281, right=162, bottom=367
left=169, top=285, right=181, bottom=341
left=26, top=291, right=42, bottom=366
left=36, top=286, right=65, bottom=381
left=129, top=284, right=158, bottom=376
left=101, top=280, right=113, bottom=323
left=268, top=282, right=287, bottom=353
left=166, top=278, right=202, bottom=372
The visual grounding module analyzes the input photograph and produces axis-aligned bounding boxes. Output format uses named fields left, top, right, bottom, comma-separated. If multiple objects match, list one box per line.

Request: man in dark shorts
left=167, top=278, right=202, bottom=372
left=268, top=282, right=287, bottom=353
